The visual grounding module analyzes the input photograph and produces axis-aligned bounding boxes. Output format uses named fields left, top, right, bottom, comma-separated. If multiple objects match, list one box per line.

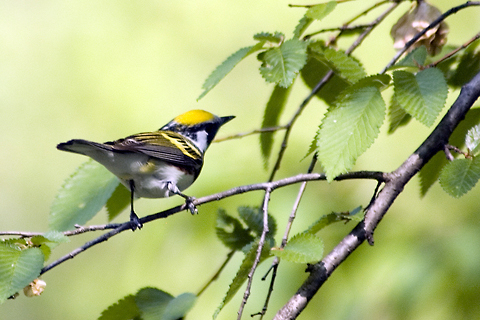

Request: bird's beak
left=220, top=115, right=235, bottom=125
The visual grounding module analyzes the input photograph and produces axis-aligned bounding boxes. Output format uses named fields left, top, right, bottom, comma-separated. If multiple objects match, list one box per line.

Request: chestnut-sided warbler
left=57, top=109, right=234, bottom=229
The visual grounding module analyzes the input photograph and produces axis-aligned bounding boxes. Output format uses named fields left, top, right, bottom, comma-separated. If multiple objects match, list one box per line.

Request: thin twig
left=381, top=1, right=480, bottom=73
left=35, top=170, right=386, bottom=276
left=256, top=153, right=319, bottom=318
left=427, top=32, right=480, bottom=68
left=237, top=188, right=272, bottom=320
left=214, top=126, right=286, bottom=143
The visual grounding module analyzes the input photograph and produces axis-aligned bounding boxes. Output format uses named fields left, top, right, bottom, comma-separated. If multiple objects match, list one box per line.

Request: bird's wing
left=110, top=131, right=203, bottom=169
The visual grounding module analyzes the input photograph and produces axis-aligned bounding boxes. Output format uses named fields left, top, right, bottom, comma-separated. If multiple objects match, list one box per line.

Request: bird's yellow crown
left=174, top=110, right=216, bottom=125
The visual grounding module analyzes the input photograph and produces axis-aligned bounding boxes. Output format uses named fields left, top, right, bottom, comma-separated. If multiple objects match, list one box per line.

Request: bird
left=57, top=109, right=235, bottom=230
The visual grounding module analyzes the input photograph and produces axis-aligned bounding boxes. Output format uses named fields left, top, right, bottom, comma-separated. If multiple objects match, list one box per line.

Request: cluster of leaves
left=0, top=231, right=67, bottom=302
left=213, top=206, right=362, bottom=318
left=199, top=2, right=480, bottom=195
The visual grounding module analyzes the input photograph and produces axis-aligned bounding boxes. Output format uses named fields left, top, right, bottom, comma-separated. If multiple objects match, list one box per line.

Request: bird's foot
left=129, top=211, right=143, bottom=231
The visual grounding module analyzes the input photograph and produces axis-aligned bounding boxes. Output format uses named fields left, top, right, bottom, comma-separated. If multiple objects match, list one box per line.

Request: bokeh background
left=1, top=1, right=479, bottom=319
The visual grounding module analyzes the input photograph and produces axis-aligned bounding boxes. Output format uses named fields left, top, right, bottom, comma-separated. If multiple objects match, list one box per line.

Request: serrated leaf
left=49, top=159, right=121, bottom=231
left=419, top=108, right=480, bottom=195
left=135, top=288, right=174, bottom=320
left=253, top=32, right=284, bottom=44
left=301, top=56, right=350, bottom=105
left=260, top=84, right=292, bottom=165
left=465, top=124, right=480, bottom=155
left=213, top=240, right=270, bottom=319
left=293, top=15, right=313, bottom=39
left=0, top=244, right=44, bottom=303
left=238, top=206, right=277, bottom=239
left=259, top=38, right=307, bottom=87
left=393, top=46, right=428, bottom=69
left=99, top=295, right=140, bottom=320
left=306, top=2, right=337, bottom=21
left=393, top=68, right=448, bottom=126
left=309, top=42, right=366, bottom=84
left=439, top=157, right=480, bottom=198
left=216, top=209, right=254, bottom=251
left=271, top=233, right=323, bottom=263
left=318, top=83, right=386, bottom=181
left=106, top=183, right=131, bottom=221
left=388, top=94, right=412, bottom=134
left=162, top=292, right=196, bottom=320
left=198, top=42, right=265, bottom=100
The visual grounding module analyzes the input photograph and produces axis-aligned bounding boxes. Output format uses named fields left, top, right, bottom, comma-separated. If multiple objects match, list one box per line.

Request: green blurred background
left=1, top=1, right=479, bottom=319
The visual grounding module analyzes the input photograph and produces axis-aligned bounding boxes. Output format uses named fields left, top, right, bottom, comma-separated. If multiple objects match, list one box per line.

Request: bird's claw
left=129, top=211, right=143, bottom=231
left=185, top=197, right=198, bottom=215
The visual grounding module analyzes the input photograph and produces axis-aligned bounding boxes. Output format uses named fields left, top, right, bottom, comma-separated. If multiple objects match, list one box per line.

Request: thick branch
left=273, top=70, right=480, bottom=319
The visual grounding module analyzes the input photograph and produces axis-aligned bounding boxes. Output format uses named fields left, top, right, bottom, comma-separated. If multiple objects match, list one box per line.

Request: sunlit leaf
left=259, top=38, right=307, bottom=87
left=393, top=68, right=448, bottom=127
left=49, top=159, right=120, bottom=231
left=271, top=233, right=323, bottom=263
left=439, top=158, right=480, bottom=198
left=293, top=15, right=313, bottom=39
left=388, top=94, right=412, bottom=134
left=253, top=32, right=284, bottom=44
left=306, top=2, right=337, bottom=21
left=99, top=295, right=140, bottom=320
left=465, top=124, right=480, bottom=155
left=0, top=244, right=44, bottom=303
left=318, top=80, right=386, bottom=181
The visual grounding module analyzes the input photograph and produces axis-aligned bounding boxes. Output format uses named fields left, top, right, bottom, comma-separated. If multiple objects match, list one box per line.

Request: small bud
left=23, top=279, right=46, bottom=297
left=391, top=1, right=449, bottom=56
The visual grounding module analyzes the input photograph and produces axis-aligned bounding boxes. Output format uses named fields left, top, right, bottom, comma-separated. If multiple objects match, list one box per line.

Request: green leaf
left=198, top=43, right=265, bottom=100
left=213, top=240, right=270, bottom=319
left=30, top=231, right=69, bottom=261
left=99, top=295, right=140, bottom=320
left=216, top=209, right=254, bottom=251
left=439, top=157, right=480, bottom=198
left=293, top=15, right=313, bottom=39
left=393, top=68, right=448, bottom=127
left=253, top=32, right=284, bottom=44
left=318, top=81, right=386, bottom=181
left=106, top=183, right=131, bottom=221
left=0, top=244, right=44, bottom=303
left=271, top=233, right=323, bottom=263
left=388, top=94, right=412, bottom=134
left=419, top=108, right=480, bottom=195
left=135, top=288, right=173, bottom=320
left=393, top=46, right=428, bottom=69
left=309, top=42, right=366, bottom=83
left=305, top=2, right=337, bottom=21
left=305, top=207, right=363, bottom=234
left=49, top=159, right=121, bottom=231
left=162, top=292, right=196, bottom=320
left=448, top=42, right=480, bottom=88
left=238, top=206, right=277, bottom=239
left=260, top=84, right=292, bottom=165
left=466, top=124, right=480, bottom=155
left=259, top=38, right=307, bottom=87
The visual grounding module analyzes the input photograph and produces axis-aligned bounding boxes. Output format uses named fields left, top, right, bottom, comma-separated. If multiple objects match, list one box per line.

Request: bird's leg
left=129, top=180, right=143, bottom=230
left=164, top=181, right=198, bottom=215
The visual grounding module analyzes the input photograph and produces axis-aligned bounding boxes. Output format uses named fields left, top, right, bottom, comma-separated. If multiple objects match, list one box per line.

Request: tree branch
left=273, top=69, right=480, bottom=320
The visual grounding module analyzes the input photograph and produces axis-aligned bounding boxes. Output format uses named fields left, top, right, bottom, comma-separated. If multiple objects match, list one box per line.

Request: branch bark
left=273, top=70, right=480, bottom=319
